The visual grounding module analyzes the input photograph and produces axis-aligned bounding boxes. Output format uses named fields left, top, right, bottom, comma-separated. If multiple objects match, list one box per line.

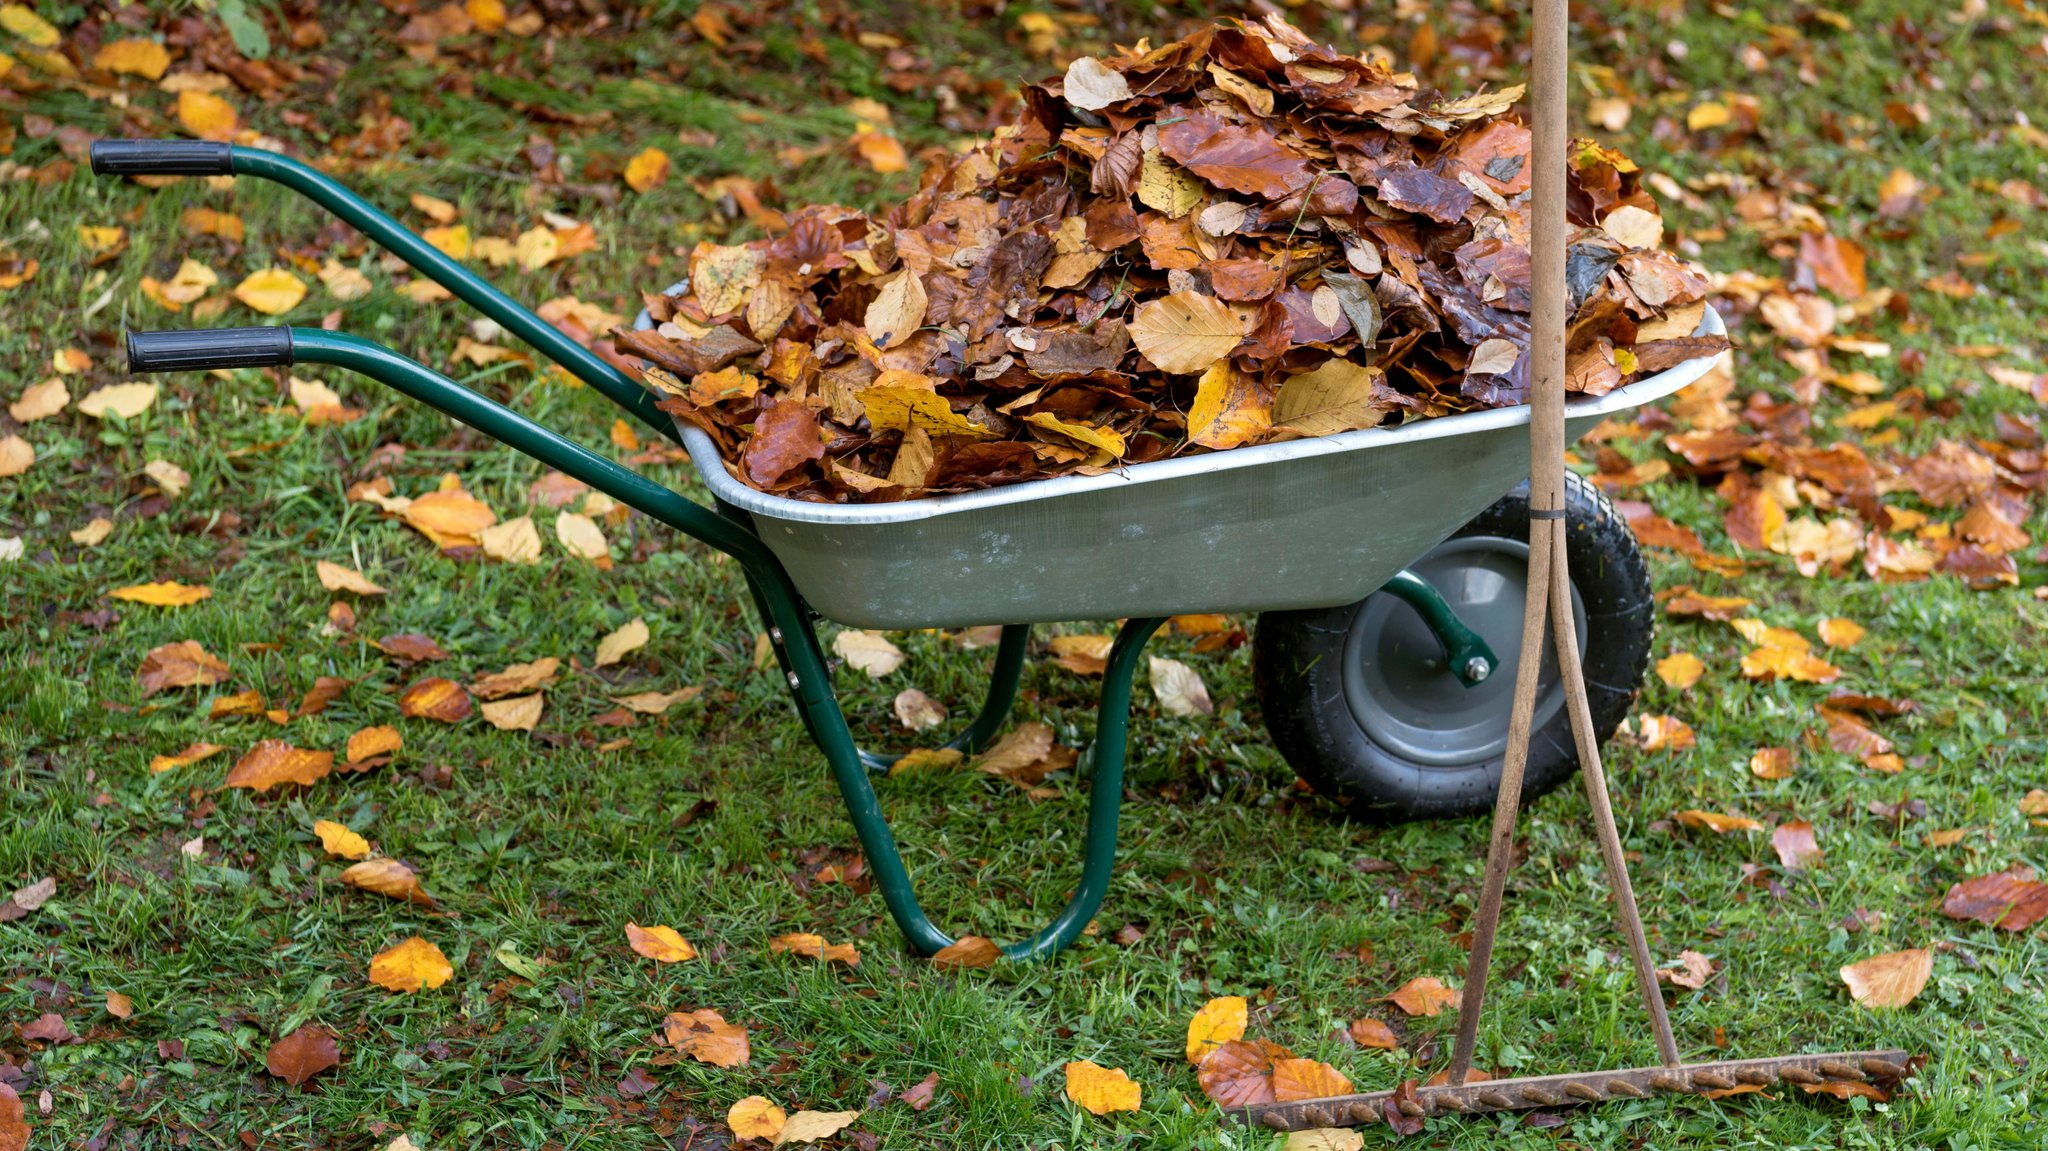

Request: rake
left=1234, top=0, right=1912, bottom=1132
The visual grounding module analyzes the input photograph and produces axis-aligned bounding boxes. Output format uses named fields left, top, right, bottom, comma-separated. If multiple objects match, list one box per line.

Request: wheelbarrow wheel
left=1253, top=472, right=1652, bottom=823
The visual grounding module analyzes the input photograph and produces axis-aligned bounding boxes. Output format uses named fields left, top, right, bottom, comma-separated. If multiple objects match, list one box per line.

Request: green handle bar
left=89, top=139, right=678, bottom=443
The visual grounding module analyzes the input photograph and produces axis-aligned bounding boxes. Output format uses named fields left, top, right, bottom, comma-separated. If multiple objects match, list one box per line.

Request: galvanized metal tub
left=664, top=307, right=1724, bottom=630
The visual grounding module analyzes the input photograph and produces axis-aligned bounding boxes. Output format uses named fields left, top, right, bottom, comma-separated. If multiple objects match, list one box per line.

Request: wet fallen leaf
left=833, top=630, right=904, bottom=678
left=596, top=618, right=650, bottom=666
left=226, top=741, right=334, bottom=792
left=769, top=933, right=860, bottom=965
left=9, top=378, right=67, bottom=422
left=666, top=1008, right=749, bottom=1066
left=728, top=1095, right=786, bottom=1141
left=234, top=268, right=308, bottom=315
left=625, top=146, right=672, bottom=193
left=893, top=688, right=947, bottom=731
left=369, top=936, right=453, bottom=993
left=1185, top=995, right=1247, bottom=1063
left=1750, top=747, right=1797, bottom=780
left=1839, top=948, right=1931, bottom=1008
left=1638, top=714, right=1695, bottom=752
left=112, top=581, right=211, bottom=607
left=931, top=935, right=1001, bottom=970
left=265, top=1025, right=340, bottom=1087
left=1348, top=1017, right=1398, bottom=1050
left=1384, top=976, right=1458, bottom=1017
left=137, top=640, right=230, bottom=694
left=313, top=820, right=371, bottom=860
left=612, top=686, right=702, bottom=714
left=345, top=725, right=403, bottom=767
left=1272, top=1057, right=1352, bottom=1101
left=1063, top=1060, right=1140, bottom=1115
left=626, top=922, right=699, bottom=963
left=1655, top=652, right=1705, bottom=689
left=399, top=677, right=473, bottom=723
left=341, top=858, right=436, bottom=907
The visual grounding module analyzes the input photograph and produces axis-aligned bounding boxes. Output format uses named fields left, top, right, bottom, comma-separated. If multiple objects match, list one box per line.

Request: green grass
left=3, top=2, right=2046, bottom=1148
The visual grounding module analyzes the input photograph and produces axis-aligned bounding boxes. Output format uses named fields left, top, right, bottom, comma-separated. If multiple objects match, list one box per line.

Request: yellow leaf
left=0, top=4, right=60, bottom=47
left=665, top=1008, right=750, bottom=1066
left=368, top=936, right=453, bottom=993
left=1749, top=747, right=1797, bottom=780
left=345, top=725, right=404, bottom=765
left=177, top=90, right=238, bottom=141
left=70, top=517, right=114, bottom=547
left=182, top=207, right=246, bottom=241
left=773, top=1111, right=861, bottom=1147
left=857, top=384, right=990, bottom=439
left=832, top=630, right=903, bottom=678
left=0, top=434, right=30, bottom=478
left=625, top=922, right=699, bottom=963
left=76, top=226, right=126, bottom=260
left=863, top=270, right=927, bottom=349
left=10, top=377, right=68, bottom=422
left=1272, top=359, right=1389, bottom=436
left=1130, top=290, right=1245, bottom=374
left=401, top=487, right=497, bottom=549
left=315, top=560, right=385, bottom=596
left=596, top=618, right=650, bottom=667
left=479, top=692, right=543, bottom=731
left=143, top=458, right=190, bottom=498
left=853, top=128, right=907, bottom=173
left=313, top=820, right=371, bottom=860
left=92, top=38, right=170, bottom=80
left=612, top=686, right=703, bottom=714
left=76, top=382, right=158, bottom=420
left=1188, top=361, right=1272, bottom=449
left=50, top=348, right=91, bottom=375
left=149, top=741, right=225, bottom=774
left=233, top=268, right=308, bottom=315
left=1840, top=948, right=1931, bottom=1009
left=554, top=511, right=610, bottom=564
left=409, top=193, right=458, bottom=224
left=342, top=858, right=437, bottom=906
left=1687, top=101, right=1732, bottom=132
left=1818, top=617, right=1866, bottom=648
left=467, top=0, right=508, bottom=32
left=1674, top=809, right=1763, bottom=834
left=1655, top=652, right=1705, bottom=689
left=689, top=242, right=762, bottom=317
left=1137, top=148, right=1204, bottom=218
left=479, top=515, right=542, bottom=564
left=768, top=932, right=860, bottom=965
left=423, top=224, right=471, bottom=259
left=514, top=225, right=559, bottom=271
left=625, top=146, right=672, bottom=193
left=225, top=740, right=334, bottom=792
left=1026, top=412, right=1126, bottom=459
left=1186, top=995, right=1247, bottom=1063
left=728, top=1095, right=786, bottom=1141
left=111, top=581, right=211, bottom=607
left=1063, top=1060, right=1141, bottom=1115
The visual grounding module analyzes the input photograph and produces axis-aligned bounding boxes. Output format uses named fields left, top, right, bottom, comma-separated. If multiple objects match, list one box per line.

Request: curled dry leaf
left=341, top=858, right=437, bottom=907
left=1048, top=634, right=1113, bottom=675
left=226, top=741, right=334, bottom=792
left=626, top=922, right=699, bottom=963
left=1674, top=809, right=1762, bottom=834
left=930, top=934, right=1001, bottom=970
left=316, top=560, right=386, bottom=596
left=1063, top=1060, right=1141, bottom=1115
left=376, top=633, right=451, bottom=661
left=893, top=688, right=948, bottom=731
left=1656, top=949, right=1719, bottom=991
left=137, top=641, right=230, bottom=695
left=833, top=630, right=904, bottom=678
left=727, top=1095, right=786, bottom=1142
left=596, top=618, right=651, bottom=667
left=150, top=741, right=225, bottom=774
left=368, top=936, right=453, bottom=993
left=665, top=1008, right=750, bottom=1067
left=480, top=515, right=543, bottom=564
left=1185, top=995, right=1248, bottom=1063
left=1839, top=948, right=1932, bottom=1009
left=399, top=677, right=473, bottom=723
left=313, top=820, right=371, bottom=860
left=265, top=1025, right=340, bottom=1087
left=1383, top=975, right=1458, bottom=1017
left=769, top=932, right=860, bottom=965
left=1637, top=714, right=1695, bottom=752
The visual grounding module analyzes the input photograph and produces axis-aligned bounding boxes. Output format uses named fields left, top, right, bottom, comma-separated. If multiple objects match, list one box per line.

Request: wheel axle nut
left=1463, top=657, right=1491, bottom=682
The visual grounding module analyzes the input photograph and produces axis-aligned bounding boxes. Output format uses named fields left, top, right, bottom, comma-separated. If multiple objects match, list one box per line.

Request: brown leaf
left=340, top=858, right=437, bottom=907
left=0, top=1082, right=25, bottom=1151
left=931, top=935, right=1001, bottom=970
left=769, top=932, right=860, bottom=965
left=1656, top=949, right=1719, bottom=990
left=265, top=1025, right=340, bottom=1087
left=376, top=633, right=451, bottom=661
left=1384, top=976, right=1458, bottom=1017
left=1157, top=111, right=1313, bottom=200
left=1771, top=820, right=1821, bottom=869
left=1941, top=868, right=2048, bottom=931
left=470, top=657, right=561, bottom=700
left=1347, top=1017, right=1398, bottom=1050
left=1196, top=1039, right=1287, bottom=1107
left=399, top=677, right=473, bottom=723
left=226, top=741, right=334, bottom=792
left=344, top=725, right=403, bottom=769
left=900, top=1071, right=940, bottom=1111
left=665, top=1008, right=749, bottom=1067
left=137, top=641, right=230, bottom=695
left=1839, top=948, right=1932, bottom=1008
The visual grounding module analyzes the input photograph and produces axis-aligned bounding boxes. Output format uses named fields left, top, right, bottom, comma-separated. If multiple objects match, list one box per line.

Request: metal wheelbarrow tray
left=96, top=138, right=1725, bottom=963
left=686, top=314, right=1723, bottom=630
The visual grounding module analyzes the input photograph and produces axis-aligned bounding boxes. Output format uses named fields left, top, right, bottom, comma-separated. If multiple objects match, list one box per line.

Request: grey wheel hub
left=1341, top=536, right=1588, bottom=768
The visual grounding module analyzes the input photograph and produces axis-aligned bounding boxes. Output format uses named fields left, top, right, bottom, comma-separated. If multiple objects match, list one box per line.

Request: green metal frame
left=1381, top=568, right=1500, bottom=687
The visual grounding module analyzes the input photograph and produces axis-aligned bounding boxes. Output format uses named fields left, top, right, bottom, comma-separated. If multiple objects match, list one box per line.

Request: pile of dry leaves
left=617, top=15, right=1725, bottom=501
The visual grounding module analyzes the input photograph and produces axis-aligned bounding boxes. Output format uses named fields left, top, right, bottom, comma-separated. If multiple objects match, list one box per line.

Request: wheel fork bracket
left=1381, top=569, right=1500, bottom=688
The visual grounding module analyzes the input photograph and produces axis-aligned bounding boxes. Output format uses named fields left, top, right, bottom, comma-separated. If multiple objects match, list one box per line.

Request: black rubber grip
left=128, top=328, right=294, bottom=373
left=90, top=140, right=235, bottom=177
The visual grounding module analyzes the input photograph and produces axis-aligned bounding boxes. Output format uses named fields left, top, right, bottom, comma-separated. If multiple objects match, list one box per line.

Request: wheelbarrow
left=91, top=139, right=1726, bottom=961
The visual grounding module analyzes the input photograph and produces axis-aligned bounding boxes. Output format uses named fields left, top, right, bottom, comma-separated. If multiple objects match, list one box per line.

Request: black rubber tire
left=1253, top=472, right=1653, bottom=823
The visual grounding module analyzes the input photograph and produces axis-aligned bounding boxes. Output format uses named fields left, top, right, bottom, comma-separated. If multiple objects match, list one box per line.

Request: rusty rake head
left=1235, top=1050, right=1917, bottom=1132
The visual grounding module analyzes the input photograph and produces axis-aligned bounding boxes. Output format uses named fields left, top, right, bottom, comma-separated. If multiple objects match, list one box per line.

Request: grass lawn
left=2, top=1, right=2045, bottom=1148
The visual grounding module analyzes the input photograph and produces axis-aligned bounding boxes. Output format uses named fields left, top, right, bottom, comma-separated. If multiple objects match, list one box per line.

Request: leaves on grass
left=1941, top=868, right=2048, bottom=932
left=1637, top=714, right=1695, bottom=752
left=626, top=922, right=699, bottom=963
left=1839, top=948, right=1931, bottom=1008
left=1347, top=1017, right=1398, bottom=1050
left=1655, top=652, right=1705, bottom=689
left=1772, top=820, right=1821, bottom=869
left=399, top=677, right=473, bottom=723
left=480, top=693, right=543, bottom=731
left=1674, top=810, right=1762, bottom=834
left=832, top=630, right=904, bottom=678
left=0, top=877, right=54, bottom=923
left=265, top=1025, right=340, bottom=1087
left=1185, top=996, right=1248, bottom=1063
left=773, top=1110, right=861, bottom=1146
left=368, top=936, right=453, bottom=993
left=1750, top=747, right=1797, bottom=780
left=344, top=725, right=403, bottom=769
left=472, top=657, right=560, bottom=699
left=137, top=640, right=229, bottom=694
left=226, top=741, right=333, bottom=792
left=150, top=742, right=224, bottom=773
left=233, top=268, right=308, bottom=315
left=1063, top=1060, right=1140, bottom=1115
left=341, top=859, right=436, bottom=907
left=112, top=581, right=210, bottom=607
left=930, top=935, right=1000, bottom=970
left=316, top=560, right=386, bottom=596
left=596, top=618, right=650, bottom=666
left=727, top=1095, right=786, bottom=1141
left=665, top=1008, right=750, bottom=1066
left=1383, top=976, right=1458, bottom=1017
left=1272, top=1057, right=1352, bottom=1101
left=769, top=933, right=860, bottom=965
left=313, top=820, right=371, bottom=860
left=624, top=146, right=672, bottom=193
left=1196, top=1039, right=1287, bottom=1107
left=613, top=686, right=703, bottom=714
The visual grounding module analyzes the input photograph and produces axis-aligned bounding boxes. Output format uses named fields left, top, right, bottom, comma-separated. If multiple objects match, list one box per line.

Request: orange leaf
left=931, top=935, right=1001, bottom=970
left=368, top=936, right=453, bottom=993
left=136, top=640, right=229, bottom=695
left=664, top=1008, right=749, bottom=1067
left=1384, top=975, right=1458, bottom=1017
left=768, top=932, right=859, bottom=965
left=149, top=741, right=225, bottom=774
left=92, top=39, right=172, bottom=80
left=1749, top=747, right=1797, bottom=780
left=112, top=581, right=211, bottom=607
left=624, top=146, right=672, bottom=193
left=625, top=922, right=699, bottom=963
left=1818, top=617, right=1866, bottom=648
left=1654, top=652, right=1705, bottom=689
left=1062, top=1060, right=1141, bottom=1115
left=340, top=858, right=437, bottom=907
left=315, top=560, right=386, bottom=596
left=344, top=725, right=403, bottom=768
left=1771, top=820, right=1822, bottom=869
left=1839, top=948, right=1931, bottom=1009
left=399, top=677, right=473, bottom=723
left=1348, top=1017, right=1398, bottom=1050
left=177, top=90, right=238, bottom=141
left=313, top=820, right=371, bottom=860
left=1195, top=1039, right=1285, bottom=1107
left=1185, top=995, right=1247, bottom=1063
left=264, top=1024, right=340, bottom=1087
left=726, top=1095, right=786, bottom=1141
left=1270, top=1057, right=1351, bottom=1101
left=1674, top=809, right=1762, bottom=834
left=210, top=689, right=268, bottom=719
left=1637, top=714, right=1695, bottom=752
left=225, top=741, right=333, bottom=792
